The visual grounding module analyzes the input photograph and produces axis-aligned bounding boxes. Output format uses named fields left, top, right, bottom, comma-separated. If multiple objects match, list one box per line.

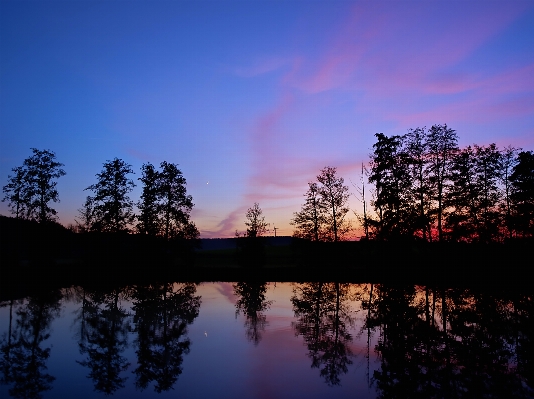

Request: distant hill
left=198, top=236, right=292, bottom=251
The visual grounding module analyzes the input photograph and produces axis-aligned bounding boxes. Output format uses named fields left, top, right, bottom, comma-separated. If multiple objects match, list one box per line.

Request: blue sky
left=1, top=0, right=533, bottom=237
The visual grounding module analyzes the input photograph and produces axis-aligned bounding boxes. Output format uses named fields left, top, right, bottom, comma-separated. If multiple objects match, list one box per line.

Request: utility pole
left=273, top=225, right=278, bottom=237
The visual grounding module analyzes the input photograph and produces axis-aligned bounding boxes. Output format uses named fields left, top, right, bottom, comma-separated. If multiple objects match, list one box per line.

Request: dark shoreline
left=1, top=215, right=532, bottom=299
left=1, top=246, right=531, bottom=302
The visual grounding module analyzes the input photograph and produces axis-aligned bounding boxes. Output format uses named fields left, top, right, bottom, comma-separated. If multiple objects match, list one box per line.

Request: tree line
left=364, top=124, right=533, bottom=242
left=3, top=125, right=533, bottom=244
left=2, top=150, right=198, bottom=240
left=291, top=124, right=533, bottom=243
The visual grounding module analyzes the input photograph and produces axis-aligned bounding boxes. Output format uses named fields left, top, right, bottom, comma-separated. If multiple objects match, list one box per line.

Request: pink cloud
left=479, top=63, right=534, bottom=96
left=209, top=206, right=248, bottom=238
left=210, top=2, right=533, bottom=239
left=389, top=91, right=534, bottom=128
left=286, top=1, right=529, bottom=99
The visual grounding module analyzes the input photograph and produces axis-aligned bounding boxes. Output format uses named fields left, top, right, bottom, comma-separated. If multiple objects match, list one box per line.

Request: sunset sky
left=1, top=0, right=533, bottom=238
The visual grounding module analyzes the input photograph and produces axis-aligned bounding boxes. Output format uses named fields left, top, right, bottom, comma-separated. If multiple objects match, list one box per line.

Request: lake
left=0, top=282, right=531, bottom=398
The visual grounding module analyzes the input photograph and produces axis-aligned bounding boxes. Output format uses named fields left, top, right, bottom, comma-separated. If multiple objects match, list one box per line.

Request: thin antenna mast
left=362, top=163, right=369, bottom=240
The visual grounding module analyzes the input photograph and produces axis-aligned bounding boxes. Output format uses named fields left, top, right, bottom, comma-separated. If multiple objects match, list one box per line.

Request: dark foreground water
left=0, top=282, right=532, bottom=398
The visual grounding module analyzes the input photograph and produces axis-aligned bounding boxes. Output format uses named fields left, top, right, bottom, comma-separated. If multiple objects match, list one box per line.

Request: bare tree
left=245, top=203, right=269, bottom=238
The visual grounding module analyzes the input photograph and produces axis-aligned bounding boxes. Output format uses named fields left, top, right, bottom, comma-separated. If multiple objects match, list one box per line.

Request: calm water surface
left=0, top=282, right=531, bottom=398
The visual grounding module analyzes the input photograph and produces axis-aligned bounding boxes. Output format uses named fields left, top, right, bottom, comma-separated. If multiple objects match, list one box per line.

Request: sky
left=1, top=0, right=533, bottom=238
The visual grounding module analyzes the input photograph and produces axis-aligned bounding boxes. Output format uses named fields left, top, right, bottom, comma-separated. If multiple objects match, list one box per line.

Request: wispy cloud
left=207, top=1, right=533, bottom=238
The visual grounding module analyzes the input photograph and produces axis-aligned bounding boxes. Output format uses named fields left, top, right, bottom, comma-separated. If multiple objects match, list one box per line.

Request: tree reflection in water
left=76, top=287, right=131, bottom=395
left=291, top=282, right=355, bottom=386
left=0, top=290, right=62, bottom=399
left=233, top=282, right=271, bottom=345
left=131, top=282, right=201, bottom=392
left=365, top=285, right=534, bottom=399
left=0, top=281, right=531, bottom=398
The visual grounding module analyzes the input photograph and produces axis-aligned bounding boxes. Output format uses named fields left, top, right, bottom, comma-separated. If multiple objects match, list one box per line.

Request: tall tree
left=24, top=149, right=66, bottom=223
left=137, top=163, right=161, bottom=236
left=137, top=162, right=199, bottom=240
left=405, top=127, right=432, bottom=240
left=317, top=166, right=350, bottom=241
left=2, top=149, right=66, bottom=222
left=369, top=134, right=413, bottom=239
left=426, top=124, right=458, bottom=241
left=85, top=158, right=136, bottom=233
left=2, top=166, right=28, bottom=220
left=291, top=182, right=326, bottom=241
left=499, top=146, right=519, bottom=239
left=510, top=150, right=534, bottom=237
left=245, top=202, right=269, bottom=238
left=446, top=144, right=502, bottom=242
left=445, top=146, right=481, bottom=242
left=475, top=144, right=502, bottom=242
left=158, top=162, right=197, bottom=240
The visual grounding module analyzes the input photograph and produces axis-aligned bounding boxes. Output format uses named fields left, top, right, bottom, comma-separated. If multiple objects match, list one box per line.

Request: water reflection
left=366, top=285, right=533, bottom=398
left=76, top=287, right=131, bottom=395
left=0, top=282, right=531, bottom=398
left=233, top=282, right=271, bottom=345
left=131, top=283, right=200, bottom=392
left=0, top=290, right=62, bottom=399
left=291, top=283, right=355, bottom=386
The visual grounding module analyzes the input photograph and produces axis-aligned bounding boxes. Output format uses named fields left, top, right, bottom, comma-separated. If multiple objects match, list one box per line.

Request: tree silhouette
left=2, top=149, right=66, bottom=223
left=499, top=146, right=520, bottom=239
left=426, top=124, right=458, bottom=241
left=510, top=150, right=534, bottom=237
left=291, top=182, right=327, bottom=241
left=158, top=162, right=198, bottom=240
left=475, top=144, right=502, bottom=242
left=85, top=158, right=136, bottom=233
left=137, top=162, right=199, bottom=239
left=75, top=196, right=94, bottom=233
left=244, top=203, right=268, bottom=238
left=137, top=163, right=160, bottom=236
left=405, top=127, right=433, bottom=240
left=360, top=126, right=534, bottom=242
left=446, top=144, right=502, bottom=242
left=2, top=166, right=28, bottom=220
left=369, top=134, right=413, bottom=239
left=317, top=167, right=350, bottom=241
